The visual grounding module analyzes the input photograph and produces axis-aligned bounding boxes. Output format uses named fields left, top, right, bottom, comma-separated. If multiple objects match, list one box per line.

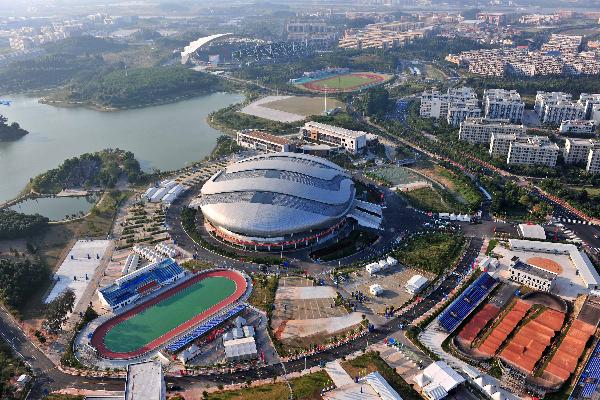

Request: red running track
left=90, top=269, right=247, bottom=359
left=301, top=72, right=387, bottom=93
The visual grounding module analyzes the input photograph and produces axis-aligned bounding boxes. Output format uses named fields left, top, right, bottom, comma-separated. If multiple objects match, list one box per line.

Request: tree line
left=0, top=210, right=49, bottom=240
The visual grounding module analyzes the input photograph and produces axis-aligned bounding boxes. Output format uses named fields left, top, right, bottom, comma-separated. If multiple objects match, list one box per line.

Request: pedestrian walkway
left=325, top=360, right=355, bottom=387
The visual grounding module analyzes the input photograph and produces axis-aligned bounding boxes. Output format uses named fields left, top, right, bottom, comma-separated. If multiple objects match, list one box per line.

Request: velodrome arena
left=90, top=259, right=250, bottom=359
left=194, top=152, right=382, bottom=251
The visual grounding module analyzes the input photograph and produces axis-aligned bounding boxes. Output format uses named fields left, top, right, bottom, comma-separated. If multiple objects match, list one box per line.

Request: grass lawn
left=310, top=230, right=379, bottom=261
left=401, top=186, right=453, bottom=213
left=262, top=96, right=344, bottom=116
left=341, top=351, right=421, bottom=400
left=104, top=276, right=236, bottom=353
left=248, top=274, right=278, bottom=312
left=393, top=232, right=465, bottom=275
left=207, top=370, right=332, bottom=400
left=305, top=74, right=376, bottom=90
left=485, top=239, right=498, bottom=255
left=423, top=64, right=447, bottom=80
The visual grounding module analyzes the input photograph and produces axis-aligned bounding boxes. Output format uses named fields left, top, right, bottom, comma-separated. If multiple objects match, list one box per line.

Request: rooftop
left=125, top=361, right=164, bottom=400
left=239, top=130, right=293, bottom=146
left=510, top=259, right=557, bottom=281
left=304, top=121, right=367, bottom=139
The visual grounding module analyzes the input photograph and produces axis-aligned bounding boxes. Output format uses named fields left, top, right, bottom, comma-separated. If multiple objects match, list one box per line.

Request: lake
left=0, top=92, right=243, bottom=203
left=9, top=195, right=99, bottom=221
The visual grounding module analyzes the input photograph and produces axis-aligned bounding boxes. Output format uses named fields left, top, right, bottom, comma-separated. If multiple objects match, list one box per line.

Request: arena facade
left=197, top=153, right=356, bottom=250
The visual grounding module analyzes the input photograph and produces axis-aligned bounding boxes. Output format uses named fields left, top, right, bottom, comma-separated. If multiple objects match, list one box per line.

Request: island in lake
left=0, top=114, right=28, bottom=141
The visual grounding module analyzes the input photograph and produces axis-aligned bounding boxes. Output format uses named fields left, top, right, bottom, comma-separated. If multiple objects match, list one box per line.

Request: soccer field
left=103, top=276, right=236, bottom=353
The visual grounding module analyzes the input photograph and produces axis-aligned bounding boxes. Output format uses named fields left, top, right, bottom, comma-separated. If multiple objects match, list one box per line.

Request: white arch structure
left=180, top=33, right=234, bottom=64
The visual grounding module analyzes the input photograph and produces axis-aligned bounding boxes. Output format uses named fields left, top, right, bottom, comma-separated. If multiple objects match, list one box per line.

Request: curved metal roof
left=199, top=152, right=355, bottom=238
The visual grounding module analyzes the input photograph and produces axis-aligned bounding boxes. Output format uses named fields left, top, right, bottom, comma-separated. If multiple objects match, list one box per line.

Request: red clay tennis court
left=459, top=304, right=500, bottom=344
left=500, top=308, right=565, bottom=374
left=91, top=269, right=247, bottom=359
left=478, top=299, right=531, bottom=356
left=545, top=319, right=596, bottom=381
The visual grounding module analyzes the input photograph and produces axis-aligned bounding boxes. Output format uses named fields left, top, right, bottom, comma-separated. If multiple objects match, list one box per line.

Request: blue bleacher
left=165, top=304, right=247, bottom=352
left=569, top=341, right=600, bottom=399
left=100, top=258, right=184, bottom=308
left=437, top=273, right=497, bottom=333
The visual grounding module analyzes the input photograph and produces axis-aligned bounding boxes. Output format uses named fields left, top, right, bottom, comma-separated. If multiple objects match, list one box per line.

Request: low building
left=517, top=223, right=546, bottom=240
left=459, top=118, right=525, bottom=145
left=506, top=136, right=559, bottom=167
left=223, top=336, right=258, bottom=362
left=125, top=361, right=166, bottom=400
left=370, top=284, right=384, bottom=296
left=508, top=259, right=557, bottom=292
left=299, top=121, right=367, bottom=154
left=509, top=239, right=600, bottom=289
left=414, top=361, right=465, bottom=400
left=559, top=120, right=596, bottom=134
left=237, top=130, right=295, bottom=153
left=406, top=275, right=428, bottom=294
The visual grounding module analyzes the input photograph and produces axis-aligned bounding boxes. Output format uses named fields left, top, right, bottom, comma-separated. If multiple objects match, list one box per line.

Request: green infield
left=103, top=276, right=236, bottom=353
left=298, top=72, right=391, bottom=93
left=312, top=74, right=375, bottom=89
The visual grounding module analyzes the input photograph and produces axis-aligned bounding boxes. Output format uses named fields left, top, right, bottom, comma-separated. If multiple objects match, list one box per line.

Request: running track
left=300, top=72, right=388, bottom=93
left=90, top=269, right=248, bottom=359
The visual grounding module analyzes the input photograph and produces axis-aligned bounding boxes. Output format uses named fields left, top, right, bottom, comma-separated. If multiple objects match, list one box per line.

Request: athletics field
left=296, top=72, right=392, bottom=93
left=91, top=270, right=247, bottom=359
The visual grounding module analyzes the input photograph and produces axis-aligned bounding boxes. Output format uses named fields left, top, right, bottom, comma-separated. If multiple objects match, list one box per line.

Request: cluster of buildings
left=285, top=18, right=338, bottom=47
left=446, top=35, right=600, bottom=77
left=338, top=21, right=431, bottom=50
left=8, top=23, right=84, bottom=51
left=420, top=87, right=600, bottom=171
left=419, top=87, right=482, bottom=126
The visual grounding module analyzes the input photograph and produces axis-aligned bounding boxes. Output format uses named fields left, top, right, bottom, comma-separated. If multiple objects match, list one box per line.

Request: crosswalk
left=555, top=217, right=591, bottom=225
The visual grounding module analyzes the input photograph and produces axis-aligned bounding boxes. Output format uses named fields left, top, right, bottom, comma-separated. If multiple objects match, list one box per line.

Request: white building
left=509, top=239, right=600, bottom=289
left=578, top=93, right=600, bottom=119
left=506, top=136, right=559, bottom=167
left=224, top=336, right=258, bottom=362
left=300, top=121, right=367, bottom=154
left=483, top=89, right=524, bottom=123
left=447, top=100, right=482, bottom=126
left=587, top=141, right=600, bottom=174
left=420, top=87, right=480, bottom=125
left=370, top=284, right=384, bottom=296
left=414, top=361, right=465, bottom=400
left=459, top=118, right=525, bottom=145
left=489, top=132, right=519, bottom=157
left=559, top=120, right=596, bottom=134
left=535, top=92, right=585, bottom=125
left=564, top=138, right=595, bottom=165
left=420, top=89, right=449, bottom=119
left=125, top=361, right=166, bottom=400
left=517, top=224, right=546, bottom=240
left=508, top=259, right=556, bottom=292
left=237, top=130, right=295, bottom=153
left=406, top=275, right=428, bottom=294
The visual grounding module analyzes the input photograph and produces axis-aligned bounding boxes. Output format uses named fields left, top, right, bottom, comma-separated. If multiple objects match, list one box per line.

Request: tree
left=44, top=289, right=76, bottom=333
left=362, top=87, right=390, bottom=117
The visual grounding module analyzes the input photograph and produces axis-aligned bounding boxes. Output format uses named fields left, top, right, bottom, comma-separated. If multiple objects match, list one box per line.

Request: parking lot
left=340, top=265, right=435, bottom=314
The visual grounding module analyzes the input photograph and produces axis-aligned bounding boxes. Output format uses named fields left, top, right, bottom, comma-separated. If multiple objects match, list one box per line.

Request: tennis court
left=92, top=269, right=247, bottom=359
